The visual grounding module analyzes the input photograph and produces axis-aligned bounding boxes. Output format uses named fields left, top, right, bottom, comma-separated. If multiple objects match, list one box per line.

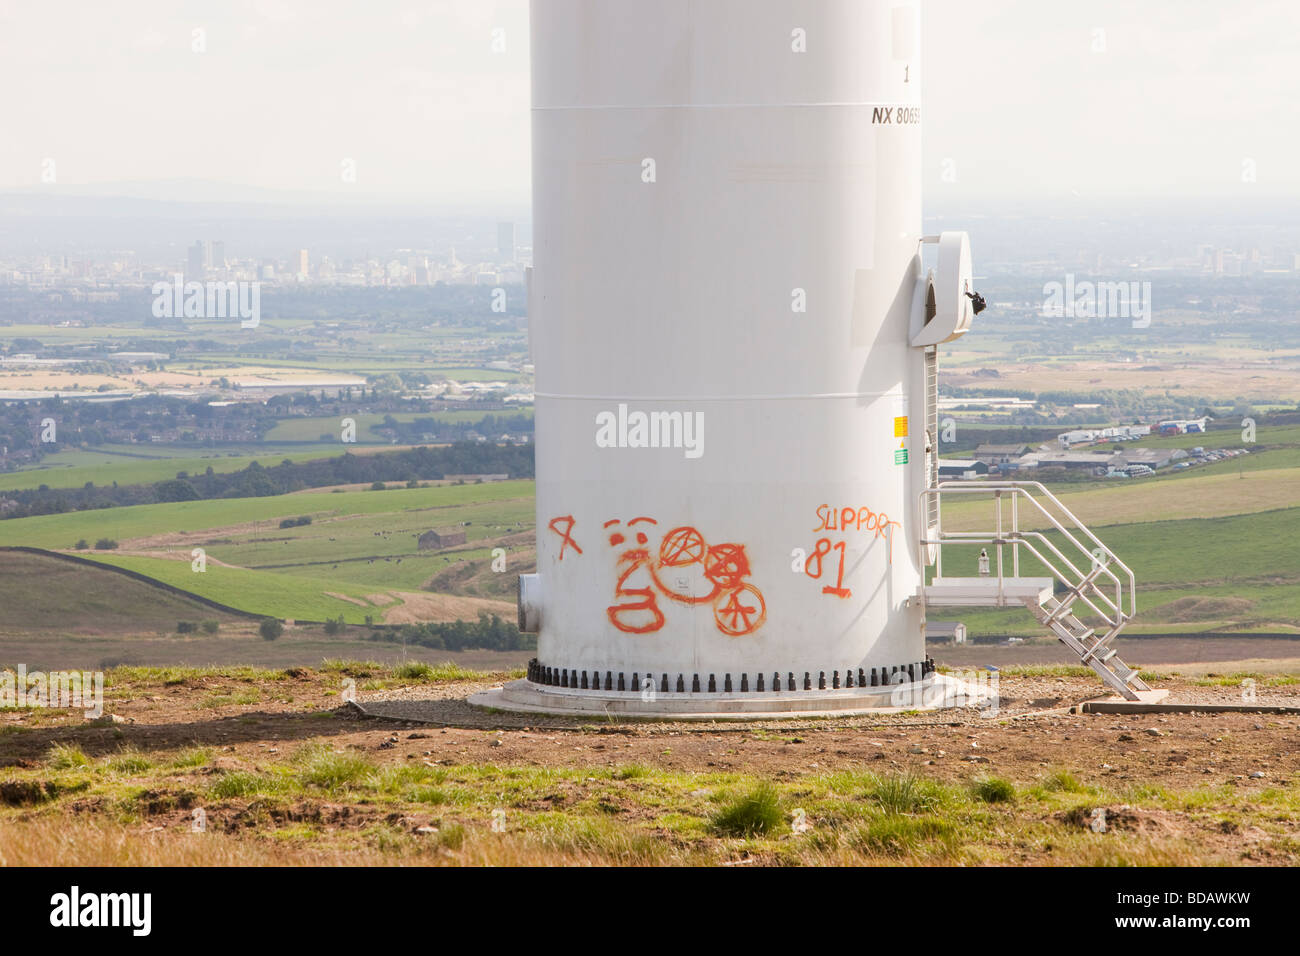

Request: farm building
left=418, top=529, right=469, bottom=550
left=1107, top=447, right=1188, bottom=471
left=1018, top=450, right=1114, bottom=471
left=973, top=443, right=1032, bottom=464
left=925, top=622, right=968, bottom=644
left=937, top=458, right=989, bottom=478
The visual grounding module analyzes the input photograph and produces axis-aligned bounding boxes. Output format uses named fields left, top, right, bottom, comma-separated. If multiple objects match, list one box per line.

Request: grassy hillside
left=78, top=554, right=391, bottom=625
left=0, top=550, right=248, bottom=635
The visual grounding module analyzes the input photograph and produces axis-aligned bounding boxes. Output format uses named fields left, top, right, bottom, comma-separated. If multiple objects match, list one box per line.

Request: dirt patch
left=1058, top=805, right=1181, bottom=836
left=425, top=548, right=536, bottom=600
left=1152, top=597, right=1256, bottom=623
left=380, top=591, right=515, bottom=624
left=0, top=780, right=52, bottom=806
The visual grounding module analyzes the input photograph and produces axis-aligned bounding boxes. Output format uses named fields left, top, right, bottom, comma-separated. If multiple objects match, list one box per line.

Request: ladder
left=1029, top=595, right=1151, bottom=697
left=919, top=481, right=1154, bottom=701
left=924, top=347, right=940, bottom=533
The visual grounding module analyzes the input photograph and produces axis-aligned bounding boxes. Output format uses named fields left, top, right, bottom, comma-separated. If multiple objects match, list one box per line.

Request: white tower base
left=469, top=672, right=996, bottom=721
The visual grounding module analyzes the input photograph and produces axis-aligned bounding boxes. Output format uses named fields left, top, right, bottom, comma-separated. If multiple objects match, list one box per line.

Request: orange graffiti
left=659, top=526, right=706, bottom=567
left=606, top=549, right=665, bottom=634
left=812, top=503, right=901, bottom=566
left=714, top=583, right=766, bottom=636
left=597, top=518, right=766, bottom=637
left=548, top=515, right=583, bottom=560
left=805, top=538, right=851, bottom=599
left=814, top=504, right=901, bottom=539
left=704, top=543, right=750, bottom=590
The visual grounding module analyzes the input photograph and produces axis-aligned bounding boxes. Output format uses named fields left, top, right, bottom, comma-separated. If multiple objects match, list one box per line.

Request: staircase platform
left=923, top=576, right=1054, bottom=607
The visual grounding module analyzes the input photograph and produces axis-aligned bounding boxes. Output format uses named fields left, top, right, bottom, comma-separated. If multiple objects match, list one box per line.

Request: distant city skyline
left=2, top=1, right=1297, bottom=203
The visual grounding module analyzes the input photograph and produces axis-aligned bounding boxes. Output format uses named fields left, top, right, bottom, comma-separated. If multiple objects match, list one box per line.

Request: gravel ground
left=356, top=674, right=1300, bottom=732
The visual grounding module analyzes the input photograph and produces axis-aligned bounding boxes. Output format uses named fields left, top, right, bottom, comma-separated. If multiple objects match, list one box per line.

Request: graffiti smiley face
left=605, top=518, right=664, bottom=634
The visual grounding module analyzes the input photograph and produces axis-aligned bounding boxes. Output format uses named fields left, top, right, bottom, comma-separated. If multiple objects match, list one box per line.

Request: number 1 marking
left=822, top=541, right=851, bottom=599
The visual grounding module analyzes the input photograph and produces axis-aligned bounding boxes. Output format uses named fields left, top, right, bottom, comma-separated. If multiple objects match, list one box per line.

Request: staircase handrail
left=920, top=480, right=1137, bottom=619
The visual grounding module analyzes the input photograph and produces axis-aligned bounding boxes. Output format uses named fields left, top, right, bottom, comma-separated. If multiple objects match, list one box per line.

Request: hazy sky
left=1, top=0, right=1296, bottom=205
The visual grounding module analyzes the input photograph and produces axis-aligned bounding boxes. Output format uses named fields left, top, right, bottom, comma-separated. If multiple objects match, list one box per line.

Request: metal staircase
left=919, top=481, right=1157, bottom=701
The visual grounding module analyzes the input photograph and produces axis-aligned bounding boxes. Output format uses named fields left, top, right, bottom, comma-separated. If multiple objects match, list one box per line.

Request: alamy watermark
left=1042, top=274, right=1152, bottom=328
left=49, top=886, right=151, bottom=936
left=595, top=404, right=704, bottom=459
left=1, top=665, right=103, bottom=718
left=152, top=275, right=261, bottom=328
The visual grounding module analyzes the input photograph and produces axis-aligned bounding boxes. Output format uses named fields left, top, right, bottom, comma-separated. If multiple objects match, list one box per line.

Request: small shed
left=926, top=621, right=968, bottom=645
left=418, top=529, right=468, bottom=550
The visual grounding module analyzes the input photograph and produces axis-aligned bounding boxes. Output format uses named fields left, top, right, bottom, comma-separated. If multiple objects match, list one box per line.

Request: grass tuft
left=1042, top=769, right=1088, bottom=793
left=853, top=815, right=961, bottom=857
left=710, top=783, right=783, bottom=838
left=46, top=743, right=91, bottom=770
left=390, top=661, right=482, bottom=682
left=168, top=747, right=214, bottom=769
left=294, top=744, right=375, bottom=791
left=210, top=771, right=286, bottom=799
left=320, top=659, right=383, bottom=677
left=864, top=771, right=945, bottom=815
left=970, top=775, right=1016, bottom=803
left=107, top=748, right=153, bottom=774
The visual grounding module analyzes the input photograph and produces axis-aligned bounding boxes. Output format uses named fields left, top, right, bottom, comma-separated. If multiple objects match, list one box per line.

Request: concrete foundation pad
left=1133, top=689, right=1172, bottom=704
left=468, top=674, right=997, bottom=721
left=1077, top=690, right=1300, bottom=715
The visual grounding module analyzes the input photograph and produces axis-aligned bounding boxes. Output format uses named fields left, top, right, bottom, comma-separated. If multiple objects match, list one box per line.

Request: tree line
left=0, top=442, right=534, bottom=519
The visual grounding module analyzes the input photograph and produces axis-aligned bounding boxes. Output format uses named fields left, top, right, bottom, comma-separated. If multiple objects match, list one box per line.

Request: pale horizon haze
left=0, top=0, right=1296, bottom=206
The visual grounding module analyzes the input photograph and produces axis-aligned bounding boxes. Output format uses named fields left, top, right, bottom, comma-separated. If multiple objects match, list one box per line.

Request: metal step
left=923, top=576, right=1053, bottom=607
left=1032, top=601, right=1148, bottom=701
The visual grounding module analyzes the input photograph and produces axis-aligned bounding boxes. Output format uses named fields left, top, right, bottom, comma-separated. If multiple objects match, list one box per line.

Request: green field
left=941, top=455, right=1299, bottom=530
left=0, top=480, right=533, bottom=550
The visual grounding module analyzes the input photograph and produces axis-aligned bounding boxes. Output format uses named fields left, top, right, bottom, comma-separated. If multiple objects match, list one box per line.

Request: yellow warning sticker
left=894, top=416, right=909, bottom=438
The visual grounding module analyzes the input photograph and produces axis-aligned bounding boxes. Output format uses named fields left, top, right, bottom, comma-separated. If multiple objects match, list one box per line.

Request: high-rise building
left=497, top=222, right=516, bottom=263
left=211, top=241, right=226, bottom=270
left=186, top=241, right=207, bottom=278
left=297, top=249, right=309, bottom=277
